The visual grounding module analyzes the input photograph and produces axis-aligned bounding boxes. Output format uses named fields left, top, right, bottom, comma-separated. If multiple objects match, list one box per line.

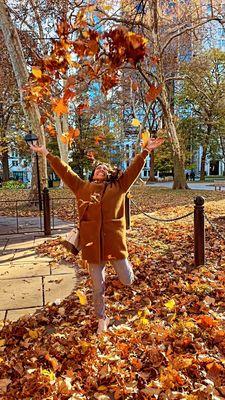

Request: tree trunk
left=147, top=150, right=156, bottom=182
left=200, top=143, right=207, bottom=181
left=0, top=0, right=48, bottom=195
left=2, top=151, right=10, bottom=181
left=200, top=126, right=211, bottom=181
left=160, top=86, right=187, bottom=189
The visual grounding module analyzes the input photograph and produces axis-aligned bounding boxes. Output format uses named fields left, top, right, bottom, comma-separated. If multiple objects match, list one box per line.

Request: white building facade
left=121, top=134, right=151, bottom=180
left=0, top=149, right=32, bottom=184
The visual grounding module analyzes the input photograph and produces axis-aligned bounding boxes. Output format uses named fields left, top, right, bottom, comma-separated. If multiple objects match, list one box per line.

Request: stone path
left=0, top=230, right=77, bottom=323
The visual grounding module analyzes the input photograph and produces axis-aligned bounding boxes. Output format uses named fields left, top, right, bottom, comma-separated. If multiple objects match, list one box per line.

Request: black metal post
left=36, top=152, right=42, bottom=211
left=194, top=196, right=205, bottom=267
left=43, top=187, right=51, bottom=236
left=125, top=194, right=131, bottom=230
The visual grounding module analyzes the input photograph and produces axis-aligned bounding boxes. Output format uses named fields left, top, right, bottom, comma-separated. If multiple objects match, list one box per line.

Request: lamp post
left=25, top=130, right=42, bottom=211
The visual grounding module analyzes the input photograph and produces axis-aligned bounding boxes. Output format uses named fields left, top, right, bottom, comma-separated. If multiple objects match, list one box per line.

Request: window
left=132, top=151, right=135, bottom=158
left=12, top=150, right=18, bottom=157
left=126, top=161, right=130, bottom=168
left=126, top=144, right=129, bottom=150
left=13, top=171, right=23, bottom=181
left=144, top=170, right=147, bottom=177
left=12, top=161, right=18, bottom=166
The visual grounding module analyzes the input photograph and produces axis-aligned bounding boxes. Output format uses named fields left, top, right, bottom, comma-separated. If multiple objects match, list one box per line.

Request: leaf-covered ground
left=0, top=186, right=225, bottom=220
left=1, top=189, right=225, bottom=399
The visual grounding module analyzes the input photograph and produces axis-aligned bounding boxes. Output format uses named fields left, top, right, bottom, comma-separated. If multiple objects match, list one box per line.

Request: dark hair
left=89, top=163, right=122, bottom=184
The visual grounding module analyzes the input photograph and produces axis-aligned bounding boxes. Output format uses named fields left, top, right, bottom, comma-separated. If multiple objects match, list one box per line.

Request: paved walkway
left=0, top=227, right=77, bottom=323
left=146, top=181, right=222, bottom=190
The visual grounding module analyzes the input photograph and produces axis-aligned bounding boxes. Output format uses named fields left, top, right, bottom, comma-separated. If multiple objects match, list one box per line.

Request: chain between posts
left=204, top=213, right=225, bottom=242
left=130, top=199, right=194, bottom=222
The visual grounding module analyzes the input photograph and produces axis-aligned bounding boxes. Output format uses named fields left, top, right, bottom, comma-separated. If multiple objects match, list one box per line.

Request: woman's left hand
left=144, top=137, right=165, bottom=152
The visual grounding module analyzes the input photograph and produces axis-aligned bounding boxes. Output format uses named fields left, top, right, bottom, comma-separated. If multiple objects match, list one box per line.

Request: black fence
left=0, top=188, right=76, bottom=236
left=125, top=195, right=206, bottom=268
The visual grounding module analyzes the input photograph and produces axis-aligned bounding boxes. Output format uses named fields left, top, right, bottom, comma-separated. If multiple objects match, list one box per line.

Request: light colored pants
left=89, top=259, right=134, bottom=319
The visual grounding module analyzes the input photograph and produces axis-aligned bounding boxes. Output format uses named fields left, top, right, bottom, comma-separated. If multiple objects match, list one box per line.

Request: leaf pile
left=0, top=196, right=225, bottom=398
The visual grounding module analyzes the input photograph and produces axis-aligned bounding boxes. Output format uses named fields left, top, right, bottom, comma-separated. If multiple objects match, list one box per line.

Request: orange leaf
left=145, top=84, right=162, bottom=103
left=63, top=89, right=76, bottom=102
left=53, top=98, right=68, bottom=116
left=61, top=133, right=69, bottom=144
left=65, top=75, right=76, bottom=88
left=197, top=315, right=218, bottom=328
left=68, top=127, right=80, bottom=139
left=95, top=135, right=105, bottom=145
left=46, top=125, right=57, bottom=137
left=131, top=81, right=139, bottom=91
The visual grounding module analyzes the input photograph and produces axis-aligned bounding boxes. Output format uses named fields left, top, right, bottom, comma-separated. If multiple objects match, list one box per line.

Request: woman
left=30, top=138, right=163, bottom=334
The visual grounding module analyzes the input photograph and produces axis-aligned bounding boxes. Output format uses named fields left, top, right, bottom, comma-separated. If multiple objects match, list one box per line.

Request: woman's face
left=93, top=164, right=109, bottom=181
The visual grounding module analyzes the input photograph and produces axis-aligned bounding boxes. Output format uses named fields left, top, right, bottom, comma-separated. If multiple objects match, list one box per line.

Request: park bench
left=214, top=180, right=225, bottom=191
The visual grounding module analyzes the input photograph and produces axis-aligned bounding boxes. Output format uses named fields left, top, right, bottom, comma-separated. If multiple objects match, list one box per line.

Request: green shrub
left=2, top=180, right=27, bottom=189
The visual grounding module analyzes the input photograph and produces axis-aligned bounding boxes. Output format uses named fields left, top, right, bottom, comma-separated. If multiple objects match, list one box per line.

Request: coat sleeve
left=118, top=149, right=149, bottom=192
left=46, top=153, right=85, bottom=193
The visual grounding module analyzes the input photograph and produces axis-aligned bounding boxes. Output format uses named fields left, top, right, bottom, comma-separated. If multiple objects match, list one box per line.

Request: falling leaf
left=32, top=66, right=42, bottom=79
left=68, top=127, right=80, bottom=139
left=165, top=299, right=176, bottom=310
left=145, top=84, right=162, bottom=103
left=52, top=98, right=68, bottom=116
left=76, top=290, right=87, bottom=305
left=131, top=118, right=141, bottom=127
left=141, top=130, right=150, bottom=147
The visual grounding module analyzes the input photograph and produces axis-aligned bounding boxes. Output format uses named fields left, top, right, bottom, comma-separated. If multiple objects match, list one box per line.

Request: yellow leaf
left=98, top=385, right=108, bottom=391
left=140, top=317, right=149, bottom=325
left=102, top=5, right=112, bottom=11
left=32, top=66, right=42, bottom=79
left=80, top=340, right=91, bottom=351
left=29, top=329, right=39, bottom=339
left=131, top=118, right=141, bottom=127
left=76, top=290, right=87, bottom=305
left=141, top=130, right=150, bottom=147
left=165, top=299, right=176, bottom=310
left=0, top=339, right=5, bottom=347
left=184, top=321, right=196, bottom=329
left=41, top=369, right=55, bottom=382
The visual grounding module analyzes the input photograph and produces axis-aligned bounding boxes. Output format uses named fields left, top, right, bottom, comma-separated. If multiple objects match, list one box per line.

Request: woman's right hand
left=29, top=144, right=49, bottom=157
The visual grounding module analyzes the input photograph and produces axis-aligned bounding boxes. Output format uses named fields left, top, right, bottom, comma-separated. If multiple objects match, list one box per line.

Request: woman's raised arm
left=118, top=138, right=164, bottom=192
left=29, top=144, right=85, bottom=193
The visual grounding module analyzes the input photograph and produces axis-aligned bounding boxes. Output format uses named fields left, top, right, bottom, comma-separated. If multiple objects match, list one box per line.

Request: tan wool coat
left=47, top=150, right=148, bottom=264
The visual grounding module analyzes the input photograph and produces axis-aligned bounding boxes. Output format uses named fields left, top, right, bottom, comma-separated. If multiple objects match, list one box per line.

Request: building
left=120, top=130, right=151, bottom=180
left=193, top=0, right=225, bottom=177
left=0, top=149, right=32, bottom=184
